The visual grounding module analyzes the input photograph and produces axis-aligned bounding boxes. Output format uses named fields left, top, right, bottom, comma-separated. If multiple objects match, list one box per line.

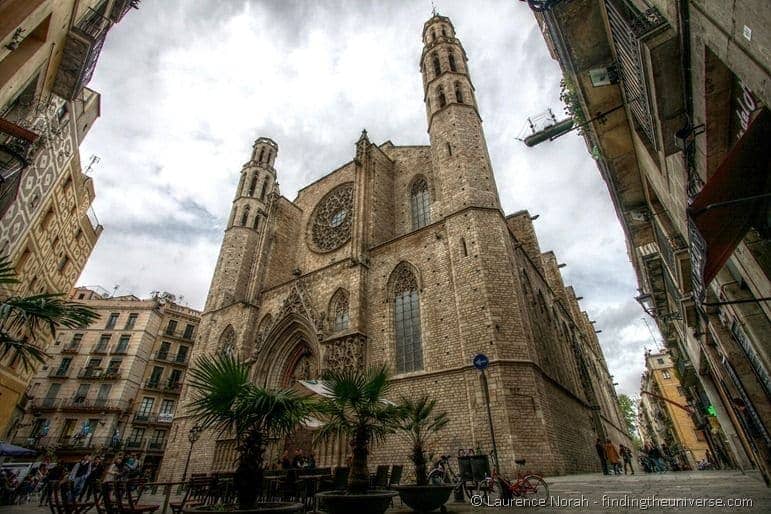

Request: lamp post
left=181, top=425, right=202, bottom=481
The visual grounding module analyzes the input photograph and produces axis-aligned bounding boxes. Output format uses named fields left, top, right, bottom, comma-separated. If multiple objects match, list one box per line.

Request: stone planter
left=393, top=484, right=455, bottom=513
left=315, top=490, right=397, bottom=514
left=184, top=503, right=304, bottom=514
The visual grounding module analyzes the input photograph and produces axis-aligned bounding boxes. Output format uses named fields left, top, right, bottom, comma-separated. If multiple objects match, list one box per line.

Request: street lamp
left=181, top=425, right=202, bottom=481
left=635, top=293, right=656, bottom=318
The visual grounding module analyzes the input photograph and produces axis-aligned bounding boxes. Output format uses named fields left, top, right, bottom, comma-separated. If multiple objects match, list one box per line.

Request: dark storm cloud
left=78, top=0, right=649, bottom=396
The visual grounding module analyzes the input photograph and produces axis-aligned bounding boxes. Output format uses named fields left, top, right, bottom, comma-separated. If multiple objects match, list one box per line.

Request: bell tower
left=421, top=14, right=501, bottom=214
left=204, top=137, right=278, bottom=310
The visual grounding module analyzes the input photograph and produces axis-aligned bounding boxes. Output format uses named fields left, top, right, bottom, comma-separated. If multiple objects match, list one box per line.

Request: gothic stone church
left=158, top=14, right=629, bottom=479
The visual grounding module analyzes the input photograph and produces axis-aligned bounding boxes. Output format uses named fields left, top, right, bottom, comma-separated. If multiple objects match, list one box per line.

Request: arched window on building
left=329, top=289, right=350, bottom=332
left=248, top=175, right=258, bottom=196
left=391, top=263, right=422, bottom=373
left=241, top=205, right=250, bottom=226
left=410, top=177, right=430, bottom=230
left=218, top=325, right=236, bottom=356
left=448, top=52, right=457, bottom=72
left=431, top=29, right=436, bottom=42
left=253, top=215, right=260, bottom=230
left=260, top=179, right=268, bottom=200
left=454, top=82, right=464, bottom=104
left=258, top=148, right=264, bottom=162
left=437, top=86, right=447, bottom=108
left=441, top=25, right=447, bottom=37
left=432, top=54, right=441, bottom=77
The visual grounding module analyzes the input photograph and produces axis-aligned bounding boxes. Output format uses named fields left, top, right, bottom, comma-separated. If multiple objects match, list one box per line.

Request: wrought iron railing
left=605, top=0, right=667, bottom=149
left=109, top=0, right=141, bottom=22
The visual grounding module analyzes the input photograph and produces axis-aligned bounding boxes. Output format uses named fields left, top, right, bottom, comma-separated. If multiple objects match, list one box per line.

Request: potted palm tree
left=313, top=366, right=402, bottom=514
left=185, top=353, right=310, bottom=513
left=393, top=396, right=454, bottom=513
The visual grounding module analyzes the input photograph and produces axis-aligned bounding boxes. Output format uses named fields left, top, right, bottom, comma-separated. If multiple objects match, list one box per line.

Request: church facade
left=158, top=13, right=629, bottom=479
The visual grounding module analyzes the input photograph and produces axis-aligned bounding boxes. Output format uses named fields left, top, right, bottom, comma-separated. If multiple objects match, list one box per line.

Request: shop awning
left=687, top=107, right=771, bottom=296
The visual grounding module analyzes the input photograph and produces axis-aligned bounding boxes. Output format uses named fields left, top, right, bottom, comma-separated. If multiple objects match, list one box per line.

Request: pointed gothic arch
left=218, top=325, right=236, bottom=356
left=388, top=262, right=423, bottom=373
left=328, top=288, right=350, bottom=332
left=410, top=175, right=431, bottom=230
left=252, top=312, right=320, bottom=388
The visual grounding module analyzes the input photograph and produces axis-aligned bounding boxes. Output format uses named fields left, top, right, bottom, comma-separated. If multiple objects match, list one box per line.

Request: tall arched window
left=432, top=54, right=441, bottom=76
left=329, top=289, right=349, bottom=332
left=448, top=52, right=457, bottom=72
left=410, top=177, right=430, bottom=230
left=391, top=264, right=423, bottom=373
left=258, top=148, right=265, bottom=162
left=253, top=215, right=260, bottom=230
left=248, top=175, right=258, bottom=196
left=441, top=26, right=447, bottom=37
left=260, top=179, right=268, bottom=200
left=218, top=325, right=236, bottom=356
left=454, top=82, right=464, bottom=104
left=241, top=205, right=250, bottom=226
left=437, top=86, right=446, bottom=108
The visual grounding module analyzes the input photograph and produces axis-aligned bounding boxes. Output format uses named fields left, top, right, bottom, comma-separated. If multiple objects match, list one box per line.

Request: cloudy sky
left=78, top=0, right=660, bottom=397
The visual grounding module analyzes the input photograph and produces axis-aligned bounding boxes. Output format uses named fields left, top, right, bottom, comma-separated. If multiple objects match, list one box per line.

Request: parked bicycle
left=478, top=452, right=549, bottom=504
left=427, top=453, right=475, bottom=500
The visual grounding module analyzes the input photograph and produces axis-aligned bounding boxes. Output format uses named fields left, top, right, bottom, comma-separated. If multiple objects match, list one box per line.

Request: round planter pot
left=315, top=490, right=398, bottom=514
left=393, top=484, right=455, bottom=513
left=184, top=502, right=304, bottom=514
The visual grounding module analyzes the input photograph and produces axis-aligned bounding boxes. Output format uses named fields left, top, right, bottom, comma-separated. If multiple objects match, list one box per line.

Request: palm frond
left=186, top=353, right=251, bottom=432
left=0, top=256, right=19, bottom=285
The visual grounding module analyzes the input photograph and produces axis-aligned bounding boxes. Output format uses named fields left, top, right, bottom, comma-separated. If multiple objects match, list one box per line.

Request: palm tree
left=396, top=396, right=448, bottom=486
left=186, top=353, right=311, bottom=509
left=0, top=255, right=97, bottom=369
left=314, top=366, right=403, bottom=493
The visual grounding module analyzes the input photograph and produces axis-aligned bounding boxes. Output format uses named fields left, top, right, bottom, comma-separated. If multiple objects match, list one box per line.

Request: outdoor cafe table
left=299, top=475, right=333, bottom=510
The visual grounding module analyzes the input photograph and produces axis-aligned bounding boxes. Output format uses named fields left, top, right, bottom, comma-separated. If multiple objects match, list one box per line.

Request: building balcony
left=60, top=398, right=130, bottom=412
left=124, top=438, right=146, bottom=450
left=51, top=8, right=112, bottom=101
left=92, top=344, right=109, bottom=354
left=132, top=412, right=174, bottom=425
left=61, top=343, right=81, bottom=354
left=109, top=0, right=141, bottom=22
left=112, top=346, right=129, bottom=355
left=154, top=352, right=189, bottom=366
left=30, top=398, right=60, bottom=411
left=48, top=368, right=71, bottom=379
left=147, top=440, right=167, bottom=452
left=77, top=367, right=122, bottom=380
left=0, top=117, right=40, bottom=218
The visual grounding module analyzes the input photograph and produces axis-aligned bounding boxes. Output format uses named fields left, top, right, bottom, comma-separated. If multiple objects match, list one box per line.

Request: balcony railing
left=31, top=398, right=60, bottom=410
left=154, top=352, right=189, bottom=365
left=132, top=412, right=174, bottom=425
left=61, top=343, right=81, bottom=354
left=77, top=367, right=122, bottom=380
left=605, top=0, right=667, bottom=148
left=112, top=345, right=129, bottom=355
left=147, top=440, right=167, bottom=452
left=109, top=0, right=140, bottom=22
left=0, top=117, right=39, bottom=217
left=60, top=398, right=129, bottom=412
left=93, top=343, right=109, bottom=354
left=124, top=438, right=146, bottom=450
left=48, top=368, right=71, bottom=378
left=52, top=8, right=112, bottom=101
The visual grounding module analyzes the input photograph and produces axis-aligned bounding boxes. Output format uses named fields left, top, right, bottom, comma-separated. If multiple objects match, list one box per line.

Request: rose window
left=309, top=183, right=354, bottom=252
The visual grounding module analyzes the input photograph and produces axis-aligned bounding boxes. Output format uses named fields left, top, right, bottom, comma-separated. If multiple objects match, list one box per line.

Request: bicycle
left=478, top=456, right=549, bottom=504
left=427, top=454, right=474, bottom=501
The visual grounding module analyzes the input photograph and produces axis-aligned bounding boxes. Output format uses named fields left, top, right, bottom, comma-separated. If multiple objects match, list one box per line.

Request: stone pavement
left=1, top=470, right=768, bottom=513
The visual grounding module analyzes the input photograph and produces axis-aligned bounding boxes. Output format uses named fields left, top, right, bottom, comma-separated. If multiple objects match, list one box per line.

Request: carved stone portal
left=322, top=334, right=366, bottom=372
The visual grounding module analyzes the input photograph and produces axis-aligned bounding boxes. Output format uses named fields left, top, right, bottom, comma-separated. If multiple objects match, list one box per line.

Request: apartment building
left=0, top=0, right=139, bottom=433
left=639, top=351, right=709, bottom=469
left=9, top=288, right=199, bottom=478
left=530, top=0, right=770, bottom=482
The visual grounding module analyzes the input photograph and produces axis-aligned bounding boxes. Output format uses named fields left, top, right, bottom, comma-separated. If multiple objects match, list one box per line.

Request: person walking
left=595, top=438, right=609, bottom=475
left=604, top=439, right=621, bottom=475
left=620, top=444, right=635, bottom=475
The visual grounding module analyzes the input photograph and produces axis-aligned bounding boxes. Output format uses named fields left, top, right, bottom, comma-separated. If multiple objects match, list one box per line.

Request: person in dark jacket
left=595, top=438, right=609, bottom=475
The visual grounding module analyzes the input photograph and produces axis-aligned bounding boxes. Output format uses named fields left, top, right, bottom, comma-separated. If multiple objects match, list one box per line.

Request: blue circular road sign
left=473, top=353, right=489, bottom=370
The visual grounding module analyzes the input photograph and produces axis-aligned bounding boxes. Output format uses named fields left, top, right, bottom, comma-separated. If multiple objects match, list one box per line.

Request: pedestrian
left=69, top=455, right=93, bottom=497
left=292, top=448, right=305, bottom=468
left=595, top=438, right=609, bottom=475
left=79, top=456, right=104, bottom=501
left=620, top=444, right=634, bottom=475
left=105, top=453, right=125, bottom=481
left=604, top=439, right=621, bottom=475
left=306, top=451, right=316, bottom=469
left=279, top=450, right=291, bottom=470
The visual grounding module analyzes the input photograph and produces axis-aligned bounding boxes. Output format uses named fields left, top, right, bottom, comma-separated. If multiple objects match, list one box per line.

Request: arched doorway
left=254, top=314, right=323, bottom=468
